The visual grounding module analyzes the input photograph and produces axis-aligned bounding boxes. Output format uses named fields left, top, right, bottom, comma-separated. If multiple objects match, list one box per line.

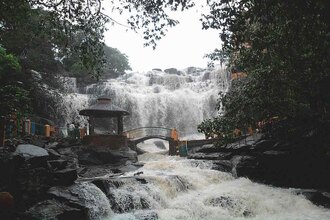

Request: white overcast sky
left=103, top=4, right=221, bottom=72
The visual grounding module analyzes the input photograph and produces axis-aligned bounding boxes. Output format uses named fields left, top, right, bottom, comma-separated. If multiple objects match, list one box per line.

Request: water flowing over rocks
left=187, top=133, right=330, bottom=208
left=60, top=67, right=229, bottom=136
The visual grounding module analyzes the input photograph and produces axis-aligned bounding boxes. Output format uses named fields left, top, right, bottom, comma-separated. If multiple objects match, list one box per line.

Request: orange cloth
left=171, top=129, right=179, bottom=141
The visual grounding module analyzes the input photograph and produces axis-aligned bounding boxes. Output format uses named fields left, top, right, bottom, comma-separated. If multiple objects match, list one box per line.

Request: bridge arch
left=124, top=127, right=178, bottom=155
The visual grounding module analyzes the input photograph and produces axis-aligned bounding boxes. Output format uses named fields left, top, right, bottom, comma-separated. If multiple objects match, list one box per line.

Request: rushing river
left=86, top=142, right=330, bottom=220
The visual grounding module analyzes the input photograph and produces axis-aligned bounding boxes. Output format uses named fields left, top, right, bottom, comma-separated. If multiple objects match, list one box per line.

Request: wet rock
left=262, top=150, right=287, bottom=156
left=0, top=152, right=16, bottom=191
left=164, top=68, right=183, bottom=75
left=14, top=167, right=51, bottom=209
left=24, top=199, right=88, bottom=220
left=205, top=196, right=254, bottom=217
left=47, top=149, right=61, bottom=159
left=191, top=144, right=221, bottom=153
left=134, top=171, right=144, bottom=176
left=48, top=183, right=112, bottom=219
left=294, top=189, right=330, bottom=208
left=212, top=160, right=232, bottom=172
left=224, top=142, right=251, bottom=153
left=109, top=194, right=150, bottom=213
left=250, top=139, right=275, bottom=151
left=231, top=155, right=259, bottom=178
left=188, top=152, right=232, bottom=160
left=92, top=179, right=113, bottom=196
left=14, top=144, right=49, bottom=160
left=133, top=210, right=158, bottom=220
left=205, top=196, right=234, bottom=207
left=76, top=146, right=138, bottom=166
left=48, top=186, right=85, bottom=208
left=52, top=168, right=78, bottom=186
left=135, top=177, right=148, bottom=184
left=45, top=141, right=59, bottom=148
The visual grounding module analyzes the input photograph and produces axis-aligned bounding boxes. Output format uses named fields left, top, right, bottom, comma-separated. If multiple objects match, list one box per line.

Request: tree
left=103, top=46, right=131, bottom=78
left=0, top=0, right=108, bottom=76
left=0, top=47, right=31, bottom=118
left=201, top=0, right=330, bottom=138
left=63, top=44, right=131, bottom=79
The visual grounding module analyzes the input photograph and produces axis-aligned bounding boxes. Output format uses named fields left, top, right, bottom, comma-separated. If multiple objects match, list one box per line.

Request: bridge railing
left=123, top=127, right=172, bottom=139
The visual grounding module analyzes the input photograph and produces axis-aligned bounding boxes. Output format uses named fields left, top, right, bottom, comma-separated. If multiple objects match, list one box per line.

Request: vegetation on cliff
left=199, top=0, right=330, bottom=140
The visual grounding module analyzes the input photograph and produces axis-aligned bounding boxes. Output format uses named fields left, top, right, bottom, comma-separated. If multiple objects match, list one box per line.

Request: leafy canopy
left=200, top=0, right=330, bottom=139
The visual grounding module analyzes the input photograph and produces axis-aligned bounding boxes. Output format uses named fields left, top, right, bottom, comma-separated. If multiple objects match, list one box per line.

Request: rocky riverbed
left=0, top=136, right=140, bottom=219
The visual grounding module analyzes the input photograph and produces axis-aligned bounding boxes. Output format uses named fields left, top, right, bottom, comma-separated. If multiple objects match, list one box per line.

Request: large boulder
left=164, top=68, right=183, bottom=75
left=24, top=199, right=88, bottom=220
left=77, top=146, right=138, bottom=166
left=14, top=144, right=49, bottom=160
left=211, top=160, right=233, bottom=172
left=294, top=189, right=330, bottom=208
left=231, top=155, right=259, bottom=178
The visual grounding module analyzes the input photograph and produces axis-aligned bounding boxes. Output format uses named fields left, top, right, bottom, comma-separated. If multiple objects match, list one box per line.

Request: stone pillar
left=89, top=117, right=94, bottom=135
left=117, top=116, right=123, bottom=135
left=169, top=139, right=177, bottom=156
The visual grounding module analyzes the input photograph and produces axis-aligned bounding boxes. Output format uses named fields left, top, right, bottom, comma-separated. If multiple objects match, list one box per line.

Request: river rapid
left=97, top=142, right=330, bottom=220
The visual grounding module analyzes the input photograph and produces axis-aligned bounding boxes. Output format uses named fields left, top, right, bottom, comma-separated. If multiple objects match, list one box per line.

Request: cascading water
left=99, top=153, right=330, bottom=220
left=62, top=67, right=229, bottom=136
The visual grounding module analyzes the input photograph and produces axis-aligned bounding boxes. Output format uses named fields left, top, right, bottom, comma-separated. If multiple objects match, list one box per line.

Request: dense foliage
left=0, top=47, right=31, bottom=118
left=0, top=0, right=132, bottom=121
left=199, top=0, right=330, bottom=139
left=63, top=44, right=131, bottom=79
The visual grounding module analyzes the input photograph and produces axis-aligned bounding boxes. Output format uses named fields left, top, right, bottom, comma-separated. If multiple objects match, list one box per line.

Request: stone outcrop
left=187, top=133, right=330, bottom=207
left=0, top=135, right=139, bottom=219
left=164, top=68, right=183, bottom=75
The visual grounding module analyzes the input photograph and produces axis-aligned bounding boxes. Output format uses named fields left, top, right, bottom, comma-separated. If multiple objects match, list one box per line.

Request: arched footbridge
left=123, top=127, right=217, bottom=155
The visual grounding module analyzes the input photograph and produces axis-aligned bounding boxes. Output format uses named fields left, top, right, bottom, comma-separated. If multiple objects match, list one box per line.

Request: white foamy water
left=60, top=67, right=228, bottom=135
left=71, top=182, right=113, bottom=219
left=105, top=151, right=330, bottom=220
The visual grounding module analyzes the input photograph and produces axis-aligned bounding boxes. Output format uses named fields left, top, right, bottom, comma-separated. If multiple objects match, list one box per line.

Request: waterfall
left=70, top=182, right=113, bottom=220
left=61, top=67, right=229, bottom=137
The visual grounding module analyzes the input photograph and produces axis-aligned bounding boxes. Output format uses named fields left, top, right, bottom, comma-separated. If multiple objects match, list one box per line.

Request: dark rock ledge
left=188, top=133, right=330, bottom=208
left=0, top=136, right=139, bottom=220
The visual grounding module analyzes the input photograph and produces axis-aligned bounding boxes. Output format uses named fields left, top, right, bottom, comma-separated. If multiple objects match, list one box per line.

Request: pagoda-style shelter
left=79, top=96, right=130, bottom=148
